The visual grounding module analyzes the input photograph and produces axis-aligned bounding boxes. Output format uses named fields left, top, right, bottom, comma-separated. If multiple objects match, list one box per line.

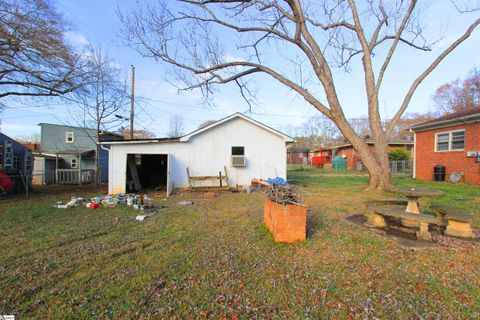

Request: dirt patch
left=346, top=214, right=438, bottom=249
left=347, top=214, right=480, bottom=250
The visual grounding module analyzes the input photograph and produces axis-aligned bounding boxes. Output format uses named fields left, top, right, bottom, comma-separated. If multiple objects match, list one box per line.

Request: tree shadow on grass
left=306, top=208, right=325, bottom=239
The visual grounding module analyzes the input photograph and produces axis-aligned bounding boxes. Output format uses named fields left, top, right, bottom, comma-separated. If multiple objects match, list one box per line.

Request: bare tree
left=167, top=115, right=185, bottom=137
left=71, top=46, right=128, bottom=185
left=0, top=0, right=88, bottom=110
left=390, top=112, right=437, bottom=139
left=433, top=68, right=480, bottom=114
left=198, top=119, right=217, bottom=129
left=120, top=0, right=480, bottom=189
left=297, top=115, right=339, bottom=148
left=119, top=128, right=156, bottom=139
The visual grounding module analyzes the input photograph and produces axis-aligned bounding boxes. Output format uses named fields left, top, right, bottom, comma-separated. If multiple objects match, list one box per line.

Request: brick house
left=312, top=138, right=413, bottom=170
left=411, top=107, right=480, bottom=184
left=287, top=147, right=311, bottom=165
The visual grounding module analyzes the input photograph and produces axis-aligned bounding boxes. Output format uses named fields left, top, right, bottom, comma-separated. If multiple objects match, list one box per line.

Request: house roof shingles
left=411, top=106, right=480, bottom=132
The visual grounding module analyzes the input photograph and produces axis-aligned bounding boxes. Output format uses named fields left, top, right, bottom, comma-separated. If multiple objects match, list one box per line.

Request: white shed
left=103, top=113, right=294, bottom=195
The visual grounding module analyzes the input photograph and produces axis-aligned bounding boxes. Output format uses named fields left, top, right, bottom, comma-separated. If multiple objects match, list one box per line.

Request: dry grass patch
left=0, top=172, right=479, bottom=319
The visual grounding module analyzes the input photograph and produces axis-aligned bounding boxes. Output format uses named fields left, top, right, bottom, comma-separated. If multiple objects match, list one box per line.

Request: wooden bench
left=430, top=205, right=474, bottom=239
left=365, top=203, right=436, bottom=241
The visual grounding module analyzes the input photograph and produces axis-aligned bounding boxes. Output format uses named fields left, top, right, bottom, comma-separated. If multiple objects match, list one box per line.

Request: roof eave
left=411, top=114, right=480, bottom=132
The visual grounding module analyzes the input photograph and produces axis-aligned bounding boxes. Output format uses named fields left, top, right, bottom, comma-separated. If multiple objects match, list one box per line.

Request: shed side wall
left=108, top=117, right=288, bottom=194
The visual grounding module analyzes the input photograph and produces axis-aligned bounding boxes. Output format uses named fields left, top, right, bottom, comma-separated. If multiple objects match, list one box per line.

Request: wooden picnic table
left=390, top=186, right=445, bottom=227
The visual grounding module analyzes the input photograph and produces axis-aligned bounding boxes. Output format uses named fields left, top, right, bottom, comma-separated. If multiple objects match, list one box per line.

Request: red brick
left=264, top=199, right=307, bottom=243
left=415, top=123, right=480, bottom=185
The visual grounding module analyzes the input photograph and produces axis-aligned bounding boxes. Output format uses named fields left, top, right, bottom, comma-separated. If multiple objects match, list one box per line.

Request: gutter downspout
left=411, top=129, right=416, bottom=179
left=101, top=144, right=110, bottom=185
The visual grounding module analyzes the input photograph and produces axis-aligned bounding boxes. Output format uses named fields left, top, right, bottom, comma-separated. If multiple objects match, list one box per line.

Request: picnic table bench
left=365, top=202, right=437, bottom=241
left=430, top=205, right=474, bottom=238
left=365, top=201, right=475, bottom=240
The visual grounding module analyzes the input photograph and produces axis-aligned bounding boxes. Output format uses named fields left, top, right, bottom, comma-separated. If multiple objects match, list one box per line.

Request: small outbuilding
left=287, top=147, right=311, bottom=165
left=102, top=113, right=294, bottom=195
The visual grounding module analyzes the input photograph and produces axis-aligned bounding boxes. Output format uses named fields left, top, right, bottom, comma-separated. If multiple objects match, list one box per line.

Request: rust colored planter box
left=264, top=199, right=307, bottom=243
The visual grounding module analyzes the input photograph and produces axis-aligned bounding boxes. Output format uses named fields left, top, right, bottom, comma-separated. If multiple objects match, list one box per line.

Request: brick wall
left=287, top=151, right=309, bottom=165
left=415, top=123, right=480, bottom=184
left=336, top=144, right=411, bottom=171
left=264, top=199, right=306, bottom=242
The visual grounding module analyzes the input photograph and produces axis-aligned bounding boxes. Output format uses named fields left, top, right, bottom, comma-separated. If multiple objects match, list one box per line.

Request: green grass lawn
left=0, top=172, right=479, bottom=319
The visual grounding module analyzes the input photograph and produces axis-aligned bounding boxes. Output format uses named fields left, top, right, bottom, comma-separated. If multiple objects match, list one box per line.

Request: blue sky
left=1, top=0, right=479, bottom=138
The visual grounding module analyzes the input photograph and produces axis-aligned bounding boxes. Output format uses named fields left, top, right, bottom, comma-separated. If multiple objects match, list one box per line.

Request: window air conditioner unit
left=231, top=155, right=246, bottom=167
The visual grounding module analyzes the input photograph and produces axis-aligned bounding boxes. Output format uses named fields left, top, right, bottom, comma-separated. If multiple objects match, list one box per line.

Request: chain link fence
left=389, top=160, right=413, bottom=177
left=0, top=170, right=96, bottom=198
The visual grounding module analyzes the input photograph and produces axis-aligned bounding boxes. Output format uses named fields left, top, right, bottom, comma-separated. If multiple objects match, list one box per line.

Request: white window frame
left=434, top=129, right=465, bottom=152
left=65, top=132, right=75, bottom=144
left=71, top=158, right=78, bottom=169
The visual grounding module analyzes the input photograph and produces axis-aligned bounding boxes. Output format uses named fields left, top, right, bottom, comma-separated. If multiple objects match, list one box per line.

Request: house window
left=435, top=130, right=465, bottom=152
left=406, top=145, right=413, bottom=152
left=71, top=158, right=78, bottom=168
left=13, top=156, right=19, bottom=170
left=232, top=146, right=245, bottom=156
left=66, top=132, right=75, bottom=143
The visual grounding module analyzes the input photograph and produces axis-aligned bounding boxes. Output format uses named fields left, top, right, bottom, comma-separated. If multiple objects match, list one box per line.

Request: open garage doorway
left=126, top=153, right=171, bottom=196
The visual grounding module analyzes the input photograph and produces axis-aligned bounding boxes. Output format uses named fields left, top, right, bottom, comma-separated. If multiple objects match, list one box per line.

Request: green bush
left=388, top=149, right=410, bottom=161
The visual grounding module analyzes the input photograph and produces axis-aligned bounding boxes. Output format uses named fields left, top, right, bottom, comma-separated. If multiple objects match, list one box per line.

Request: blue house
left=37, top=123, right=123, bottom=184
left=0, top=132, right=33, bottom=192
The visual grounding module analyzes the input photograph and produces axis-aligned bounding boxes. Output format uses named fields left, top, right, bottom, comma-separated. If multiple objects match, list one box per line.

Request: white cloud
left=65, top=31, right=89, bottom=47
left=1, top=123, right=39, bottom=136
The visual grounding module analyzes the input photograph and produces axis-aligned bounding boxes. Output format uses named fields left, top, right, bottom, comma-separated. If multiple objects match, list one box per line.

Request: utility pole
left=130, top=65, right=135, bottom=139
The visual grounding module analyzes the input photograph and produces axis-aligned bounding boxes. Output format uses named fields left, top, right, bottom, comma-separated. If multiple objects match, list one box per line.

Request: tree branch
left=386, top=18, right=480, bottom=135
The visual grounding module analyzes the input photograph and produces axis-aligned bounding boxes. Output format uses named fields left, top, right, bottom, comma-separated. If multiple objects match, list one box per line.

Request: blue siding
left=0, top=132, right=29, bottom=175
left=39, top=123, right=119, bottom=181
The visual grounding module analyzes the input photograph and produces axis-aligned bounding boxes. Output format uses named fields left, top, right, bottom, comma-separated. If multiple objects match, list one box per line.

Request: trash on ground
left=267, top=177, right=289, bottom=185
left=53, top=192, right=162, bottom=212
left=86, top=202, right=100, bottom=209
left=178, top=200, right=193, bottom=206
left=135, top=207, right=167, bottom=221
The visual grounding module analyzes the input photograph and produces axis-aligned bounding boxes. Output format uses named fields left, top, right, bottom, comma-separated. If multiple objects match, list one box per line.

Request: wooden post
left=130, top=65, right=135, bottom=139
left=186, top=167, right=192, bottom=189
left=55, top=154, right=58, bottom=184
left=223, top=166, right=229, bottom=187
left=78, top=154, right=82, bottom=185
left=219, top=171, right=222, bottom=187
left=127, top=155, right=142, bottom=190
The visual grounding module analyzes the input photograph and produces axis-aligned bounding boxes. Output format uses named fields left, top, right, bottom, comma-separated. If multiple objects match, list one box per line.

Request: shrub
left=388, top=149, right=410, bottom=161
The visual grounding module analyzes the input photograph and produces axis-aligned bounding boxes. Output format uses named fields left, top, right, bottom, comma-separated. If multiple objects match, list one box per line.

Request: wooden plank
left=191, top=186, right=230, bottom=191
left=367, top=205, right=437, bottom=224
left=127, top=155, right=142, bottom=190
left=189, top=176, right=228, bottom=181
left=224, top=166, right=229, bottom=187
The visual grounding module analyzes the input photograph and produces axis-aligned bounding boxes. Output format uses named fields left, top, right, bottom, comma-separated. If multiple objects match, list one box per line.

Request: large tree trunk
left=350, top=138, right=393, bottom=190
left=330, top=110, right=394, bottom=190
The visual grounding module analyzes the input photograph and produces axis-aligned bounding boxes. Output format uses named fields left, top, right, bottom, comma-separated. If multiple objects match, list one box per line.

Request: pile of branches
left=267, top=183, right=300, bottom=205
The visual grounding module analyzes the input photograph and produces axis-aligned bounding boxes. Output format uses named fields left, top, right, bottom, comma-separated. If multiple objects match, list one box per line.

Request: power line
left=57, top=2, right=132, bottom=67
left=138, top=96, right=323, bottom=119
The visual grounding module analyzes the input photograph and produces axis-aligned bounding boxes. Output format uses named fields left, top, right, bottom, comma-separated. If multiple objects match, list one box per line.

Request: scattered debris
left=86, top=202, right=100, bottom=209
left=53, top=193, right=160, bottom=214
left=267, top=183, right=300, bottom=205
left=178, top=200, right=193, bottom=206
left=204, top=191, right=215, bottom=199
left=267, top=177, right=288, bottom=185
left=135, top=207, right=168, bottom=221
